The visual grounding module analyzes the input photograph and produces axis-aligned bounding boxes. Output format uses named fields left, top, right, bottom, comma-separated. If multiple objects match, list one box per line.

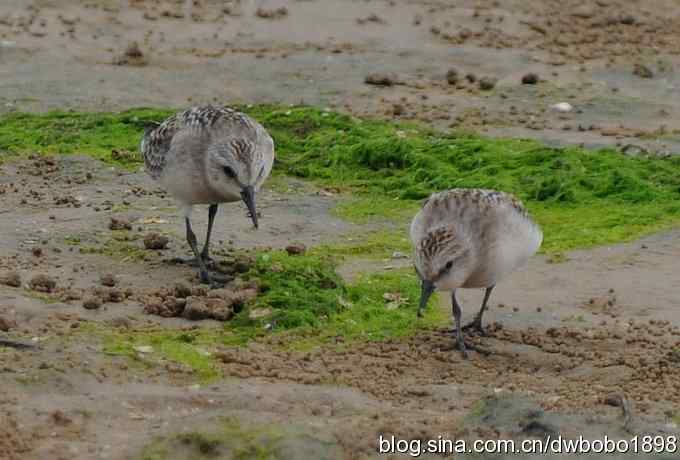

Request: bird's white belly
left=464, top=225, right=542, bottom=288
left=158, top=167, right=239, bottom=205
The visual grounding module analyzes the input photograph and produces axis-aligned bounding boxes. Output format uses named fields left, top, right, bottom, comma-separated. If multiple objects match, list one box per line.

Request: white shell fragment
left=551, top=102, right=573, bottom=113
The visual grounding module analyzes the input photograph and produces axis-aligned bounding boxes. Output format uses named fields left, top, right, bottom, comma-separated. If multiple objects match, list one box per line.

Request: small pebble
left=29, top=274, right=56, bottom=293
left=551, top=102, right=573, bottom=113
left=82, top=296, right=102, bottom=310
left=0, top=271, right=21, bottom=288
left=365, top=72, right=396, bottom=86
left=479, top=76, right=497, bottom=90
left=285, top=243, right=306, bottom=255
left=143, top=233, right=169, bottom=250
left=446, top=68, right=458, bottom=85
left=109, top=217, right=132, bottom=231
left=521, top=73, right=539, bottom=84
left=100, top=273, right=117, bottom=287
left=0, top=316, right=17, bottom=331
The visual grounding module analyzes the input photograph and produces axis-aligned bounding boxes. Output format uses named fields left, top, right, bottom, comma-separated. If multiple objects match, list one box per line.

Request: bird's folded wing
left=140, top=113, right=181, bottom=179
left=140, top=106, right=264, bottom=179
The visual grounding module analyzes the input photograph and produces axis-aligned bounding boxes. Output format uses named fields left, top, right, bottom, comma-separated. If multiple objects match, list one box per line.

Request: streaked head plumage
left=205, top=130, right=274, bottom=229
left=208, top=140, right=268, bottom=189
left=414, top=225, right=472, bottom=290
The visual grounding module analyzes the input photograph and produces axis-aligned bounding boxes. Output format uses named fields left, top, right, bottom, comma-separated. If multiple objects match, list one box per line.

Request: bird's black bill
left=240, top=186, right=258, bottom=228
left=417, top=280, right=435, bottom=318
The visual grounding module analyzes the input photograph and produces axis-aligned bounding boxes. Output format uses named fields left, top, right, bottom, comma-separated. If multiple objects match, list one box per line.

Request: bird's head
left=414, top=226, right=472, bottom=314
left=207, top=138, right=273, bottom=228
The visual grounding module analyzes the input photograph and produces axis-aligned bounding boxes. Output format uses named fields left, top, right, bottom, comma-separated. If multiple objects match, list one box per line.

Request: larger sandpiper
left=141, top=105, right=275, bottom=284
left=410, top=188, right=542, bottom=358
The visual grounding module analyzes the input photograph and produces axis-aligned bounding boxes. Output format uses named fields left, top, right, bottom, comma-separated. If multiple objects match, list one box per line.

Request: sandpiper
left=410, top=189, right=542, bottom=358
left=141, top=106, right=275, bottom=284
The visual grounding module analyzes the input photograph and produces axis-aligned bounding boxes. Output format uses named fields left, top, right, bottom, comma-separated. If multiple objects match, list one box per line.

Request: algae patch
left=238, top=250, right=444, bottom=340
left=0, top=108, right=173, bottom=167
left=2, top=106, right=680, bottom=252
left=139, top=418, right=343, bottom=460
left=100, top=250, right=445, bottom=376
left=102, top=329, right=222, bottom=381
left=314, top=229, right=411, bottom=260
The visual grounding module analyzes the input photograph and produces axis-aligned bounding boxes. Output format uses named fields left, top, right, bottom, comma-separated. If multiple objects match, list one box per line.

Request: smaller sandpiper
left=141, top=106, right=275, bottom=284
left=410, top=189, right=543, bottom=358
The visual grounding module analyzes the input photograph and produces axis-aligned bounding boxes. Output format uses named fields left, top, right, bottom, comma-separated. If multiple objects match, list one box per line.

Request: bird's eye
left=445, top=261, right=453, bottom=271
left=223, top=166, right=236, bottom=178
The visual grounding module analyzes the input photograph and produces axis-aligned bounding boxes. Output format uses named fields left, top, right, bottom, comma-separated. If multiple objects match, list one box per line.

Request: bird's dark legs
left=451, top=290, right=468, bottom=359
left=185, top=217, right=210, bottom=284
left=463, top=285, right=495, bottom=335
left=452, top=289, right=491, bottom=359
left=201, top=204, right=219, bottom=262
left=179, top=205, right=218, bottom=268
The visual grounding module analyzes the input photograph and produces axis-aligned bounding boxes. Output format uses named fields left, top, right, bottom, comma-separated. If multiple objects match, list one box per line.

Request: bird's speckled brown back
left=140, top=105, right=266, bottom=180
left=411, top=188, right=542, bottom=289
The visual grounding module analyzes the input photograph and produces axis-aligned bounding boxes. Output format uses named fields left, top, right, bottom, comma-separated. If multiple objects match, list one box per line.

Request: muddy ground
left=0, top=153, right=678, bottom=460
left=2, top=0, right=680, bottom=153
left=1, top=1, right=680, bottom=459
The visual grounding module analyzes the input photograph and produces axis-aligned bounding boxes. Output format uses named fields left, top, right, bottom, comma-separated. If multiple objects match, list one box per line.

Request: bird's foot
left=462, top=340, right=491, bottom=358
left=462, top=319, right=487, bottom=336
left=440, top=320, right=487, bottom=336
left=454, top=330, right=491, bottom=359
left=174, top=256, right=216, bottom=268
left=200, top=250, right=214, bottom=264
left=198, top=268, right=211, bottom=285
left=208, top=273, right=230, bottom=289
left=456, top=338, right=491, bottom=359
left=195, top=270, right=230, bottom=288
